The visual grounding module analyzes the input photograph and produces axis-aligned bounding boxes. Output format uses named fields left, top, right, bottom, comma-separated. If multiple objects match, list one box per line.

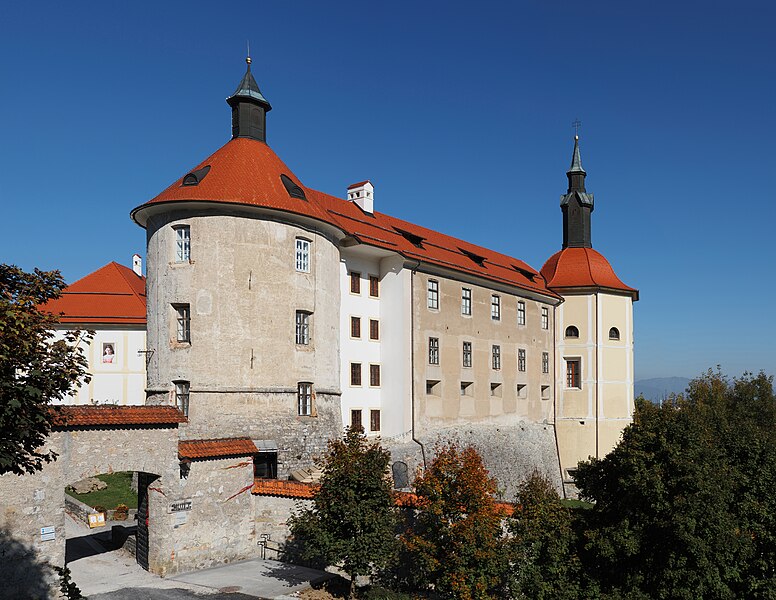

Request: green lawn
left=67, top=472, right=138, bottom=510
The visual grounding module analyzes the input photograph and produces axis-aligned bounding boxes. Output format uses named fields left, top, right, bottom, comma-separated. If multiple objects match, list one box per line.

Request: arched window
left=609, top=327, right=620, bottom=340
left=565, top=325, right=579, bottom=338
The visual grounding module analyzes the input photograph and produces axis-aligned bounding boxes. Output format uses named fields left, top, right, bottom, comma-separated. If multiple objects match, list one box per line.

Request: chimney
left=347, top=180, right=374, bottom=214
left=132, top=254, right=143, bottom=277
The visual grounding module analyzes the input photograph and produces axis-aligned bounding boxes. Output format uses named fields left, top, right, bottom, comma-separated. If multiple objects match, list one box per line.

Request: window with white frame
left=492, top=345, right=501, bottom=370
left=298, top=382, right=313, bottom=416
left=518, top=348, right=526, bottom=372
left=541, top=307, right=549, bottom=330
left=429, top=337, right=440, bottom=365
left=175, top=381, right=190, bottom=416
left=174, top=304, right=191, bottom=343
left=542, top=351, right=549, bottom=374
left=517, top=301, right=526, bottom=326
left=175, top=225, right=190, bottom=262
left=491, top=294, right=501, bottom=320
left=463, top=341, right=472, bottom=368
left=295, top=238, right=311, bottom=273
left=428, top=279, right=439, bottom=310
left=295, top=311, right=310, bottom=345
left=461, top=288, right=472, bottom=316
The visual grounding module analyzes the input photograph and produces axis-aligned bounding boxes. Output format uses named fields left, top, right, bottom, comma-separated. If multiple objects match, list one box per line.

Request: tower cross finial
left=572, top=119, right=582, bottom=138
left=246, top=41, right=251, bottom=66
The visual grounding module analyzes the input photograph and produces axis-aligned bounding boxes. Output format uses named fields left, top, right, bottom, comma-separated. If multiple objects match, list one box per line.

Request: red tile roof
left=179, top=437, right=258, bottom=460
left=133, top=138, right=560, bottom=301
left=44, top=262, right=146, bottom=325
left=52, top=406, right=186, bottom=427
left=540, top=247, right=638, bottom=300
left=252, top=479, right=319, bottom=499
left=347, top=180, right=370, bottom=189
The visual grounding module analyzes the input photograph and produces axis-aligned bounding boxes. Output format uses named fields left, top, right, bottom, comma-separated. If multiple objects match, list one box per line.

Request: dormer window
left=181, top=165, right=211, bottom=186
left=609, top=327, right=620, bottom=340
left=565, top=325, right=579, bottom=338
left=280, top=174, right=306, bottom=200
left=393, top=227, right=425, bottom=248
left=460, top=248, right=485, bottom=267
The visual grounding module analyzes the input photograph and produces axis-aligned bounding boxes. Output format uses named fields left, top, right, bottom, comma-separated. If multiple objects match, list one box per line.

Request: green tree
left=508, top=470, right=588, bottom=600
left=288, top=427, right=397, bottom=599
left=0, top=265, right=91, bottom=475
left=399, top=443, right=508, bottom=600
left=574, top=369, right=776, bottom=599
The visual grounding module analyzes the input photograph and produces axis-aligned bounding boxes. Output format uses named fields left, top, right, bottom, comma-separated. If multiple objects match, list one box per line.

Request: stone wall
left=254, top=495, right=312, bottom=560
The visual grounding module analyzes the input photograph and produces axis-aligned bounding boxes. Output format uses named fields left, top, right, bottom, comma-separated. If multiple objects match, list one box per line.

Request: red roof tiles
left=347, top=180, right=370, bottom=189
left=133, top=138, right=560, bottom=301
left=540, top=247, right=638, bottom=299
left=44, top=262, right=146, bottom=325
left=252, top=479, right=319, bottom=499
left=178, top=438, right=258, bottom=460
left=52, top=406, right=186, bottom=427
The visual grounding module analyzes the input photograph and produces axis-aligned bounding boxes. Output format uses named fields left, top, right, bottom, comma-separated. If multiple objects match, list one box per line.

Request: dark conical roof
left=227, top=58, right=271, bottom=110
left=567, top=135, right=585, bottom=174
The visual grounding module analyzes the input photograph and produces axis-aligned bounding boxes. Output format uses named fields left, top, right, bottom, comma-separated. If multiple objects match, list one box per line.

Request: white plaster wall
left=54, top=327, right=146, bottom=405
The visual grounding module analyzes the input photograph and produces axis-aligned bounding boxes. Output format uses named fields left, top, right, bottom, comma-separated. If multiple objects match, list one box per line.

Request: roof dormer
left=347, top=180, right=374, bottom=214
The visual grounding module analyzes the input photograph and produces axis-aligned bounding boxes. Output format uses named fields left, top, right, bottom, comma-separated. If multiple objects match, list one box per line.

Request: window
left=369, top=275, right=379, bottom=297
left=369, top=319, right=379, bottom=340
left=565, top=325, right=579, bottom=338
left=370, top=364, right=381, bottom=387
left=295, top=311, right=310, bottom=345
left=461, top=288, right=472, bottom=316
left=541, top=307, right=549, bottom=330
left=174, top=304, right=191, bottom=343
left=370, top=409, right=381, bottom=432
left=350, top=272, right=361, bottom=294
left=429, top=337, right=440, bottom=365
left=492, top=345, right=501, bottom=370
left=460, top=381, right=473, bottom=396
left=295, top=238, right=310, bottom=272
left=351, top=409, right=363, bottom=431
left=518, top=348, right=526, bottom=372
left=542, top=352, right=549, bottom=374
left=566, top=359, right=581, bottom=388
left=517, top=301, right=526, bottom=326
left=427, top=279, right=439, bottom=309
left=351, top=316, right=361, bottom=338
left=298, top=382, right=313, bottom=416
left=254, top=453, right=277, bottom=479
left=541, top=385, right=550, bottom=400
left=517, top=384, right=527, bottom=398
left=609, top=327, right=620, bottom=340
left=350, top=363, right=362, bottom=386
left=463, top=341, right=472, bottom=368
left=426, top=380, right=441, bottom=395
left=175, top=226, right=191, bottom=262
left=174, top=381, right=190, bottom=416
left=490, top=382, right=502, bottom=397
left=491, top=294, right=501, bottom=320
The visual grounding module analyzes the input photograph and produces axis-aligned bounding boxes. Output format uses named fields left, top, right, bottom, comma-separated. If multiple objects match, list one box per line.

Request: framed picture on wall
left=102, top=343, right=116, bottom=364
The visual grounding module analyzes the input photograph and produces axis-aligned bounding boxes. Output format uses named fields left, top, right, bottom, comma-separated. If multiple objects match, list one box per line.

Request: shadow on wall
left=0, top=525, right=56, bottom=599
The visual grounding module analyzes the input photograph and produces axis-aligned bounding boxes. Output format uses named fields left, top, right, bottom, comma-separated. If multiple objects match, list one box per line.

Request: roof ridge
left=110, top=261, right=146, bottom=304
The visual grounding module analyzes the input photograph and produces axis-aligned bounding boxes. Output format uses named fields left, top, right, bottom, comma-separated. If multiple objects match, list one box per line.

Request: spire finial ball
left=246, top=56, right=252, bottom=65
left=575, top=134, right=579, bottom=141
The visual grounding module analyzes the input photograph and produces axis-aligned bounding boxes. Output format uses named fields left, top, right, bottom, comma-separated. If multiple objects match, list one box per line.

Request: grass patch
left=67, top=472, right=138, bottom=509
left=561, top=498, right=594, bottom=510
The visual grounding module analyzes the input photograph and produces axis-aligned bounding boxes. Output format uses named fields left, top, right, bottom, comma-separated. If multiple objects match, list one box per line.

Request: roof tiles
left=52, top=406, right=186, bottom=427
left=252, top=479, right=318, bottom=499
left=179, top=438, right=258, bottom=460
left=540, top=247, right=638, bottom=299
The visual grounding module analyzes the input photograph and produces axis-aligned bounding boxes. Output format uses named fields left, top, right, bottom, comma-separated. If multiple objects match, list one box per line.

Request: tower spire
left=560, top=135, right=594, bottom=248
left=226, top=53, right=272, bottom=142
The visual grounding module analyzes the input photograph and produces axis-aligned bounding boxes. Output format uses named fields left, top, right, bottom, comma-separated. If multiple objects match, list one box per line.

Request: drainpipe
left=409, top=260, right=426, bottom=469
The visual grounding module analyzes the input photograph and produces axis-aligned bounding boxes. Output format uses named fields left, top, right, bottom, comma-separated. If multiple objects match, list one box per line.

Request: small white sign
left=88, top=513, right=106, bottom=529
left=40, top=526, right=55, bottom=542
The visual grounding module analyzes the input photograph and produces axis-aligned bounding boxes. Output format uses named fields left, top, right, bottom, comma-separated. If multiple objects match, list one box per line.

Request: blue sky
left=1, top=1, right=774, bottom=381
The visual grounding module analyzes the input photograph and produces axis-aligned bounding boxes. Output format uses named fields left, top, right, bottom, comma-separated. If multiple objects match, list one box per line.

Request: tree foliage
left=575, top=369, right=776, bottom=599
left=288, top=427, right=397, bottom=599
left=0, top=265, right=91, bottom=475
left=398, top=443, right=508, bottom=600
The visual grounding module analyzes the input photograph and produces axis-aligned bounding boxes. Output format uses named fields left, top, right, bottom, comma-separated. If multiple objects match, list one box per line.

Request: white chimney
left=132, top=254, right=143, bottom=277
left=347, top=180, right=374, bottom=214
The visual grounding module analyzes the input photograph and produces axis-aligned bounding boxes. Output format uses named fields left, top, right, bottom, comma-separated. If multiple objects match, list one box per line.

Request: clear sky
left=1, top=1, right=774, bottom=381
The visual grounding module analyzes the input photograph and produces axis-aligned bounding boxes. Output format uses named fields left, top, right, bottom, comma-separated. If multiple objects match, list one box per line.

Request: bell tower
left=226, top=55, right=272, bottom=142
left=561, top=136, right=594, bottom=249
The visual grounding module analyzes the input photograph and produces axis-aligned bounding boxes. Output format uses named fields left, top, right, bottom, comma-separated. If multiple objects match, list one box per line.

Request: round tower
left=541, top=136, right=639, bottom=495
left=131, top=57, right=344, bottom=476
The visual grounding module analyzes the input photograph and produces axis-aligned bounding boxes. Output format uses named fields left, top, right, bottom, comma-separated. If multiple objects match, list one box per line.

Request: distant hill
left=635, top=377, right=691, bottom=404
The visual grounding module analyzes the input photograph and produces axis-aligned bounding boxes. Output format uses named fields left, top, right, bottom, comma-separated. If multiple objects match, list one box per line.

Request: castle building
left=127, top=57, right=637, bottom=494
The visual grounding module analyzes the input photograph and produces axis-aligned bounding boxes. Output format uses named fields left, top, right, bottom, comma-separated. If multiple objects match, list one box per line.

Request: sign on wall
left=168, top=499, right=192, bottom=513
left=40, top=526, right=55, bottom=542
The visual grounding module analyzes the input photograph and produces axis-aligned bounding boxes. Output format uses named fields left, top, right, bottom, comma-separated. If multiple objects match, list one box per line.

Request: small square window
left=351, top=409, right=363, bottom=431
left=351, top=316, right=361, bottom=338
left=295, top=238, right=311, bottom=273
left=350, top=363, right=362, bottom=386
left=491, top=295, right=501, bottom=321
left=517, top=301, right=526, bottom=326
left=428, top=279, right=439, bottom=310
left=350, top=272, right=361, bottom=294
left=517, top=384, right=527, bottom=399
left=463, top=341, right=472, bottom=368
left=426, top=380, right=441, bottom=395
left=297, top=382, right=313, bottom=416
left=370, top=364, right=381, bottom=387
left=461, top=288, right=472, bottom=316
left=492, top=345, right=501, bottom=370
left=370, top=409, right=381, bottom=432
left=541, top=307, right=549, bottom=330
left=429, top=337, right=440, bottom=365
left=369, top=275, right=379, bottom=298
left=490, top=382, right=502, bottom=397
left=369, top=319, right=379, bottom=340
left=518, top=348, right=526, bottom=372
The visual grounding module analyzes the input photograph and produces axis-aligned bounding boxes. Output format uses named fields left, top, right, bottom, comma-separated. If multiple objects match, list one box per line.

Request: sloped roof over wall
left=178, top=438, right=258, bottom=461
left=52, top=406, right=186, bottom=427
